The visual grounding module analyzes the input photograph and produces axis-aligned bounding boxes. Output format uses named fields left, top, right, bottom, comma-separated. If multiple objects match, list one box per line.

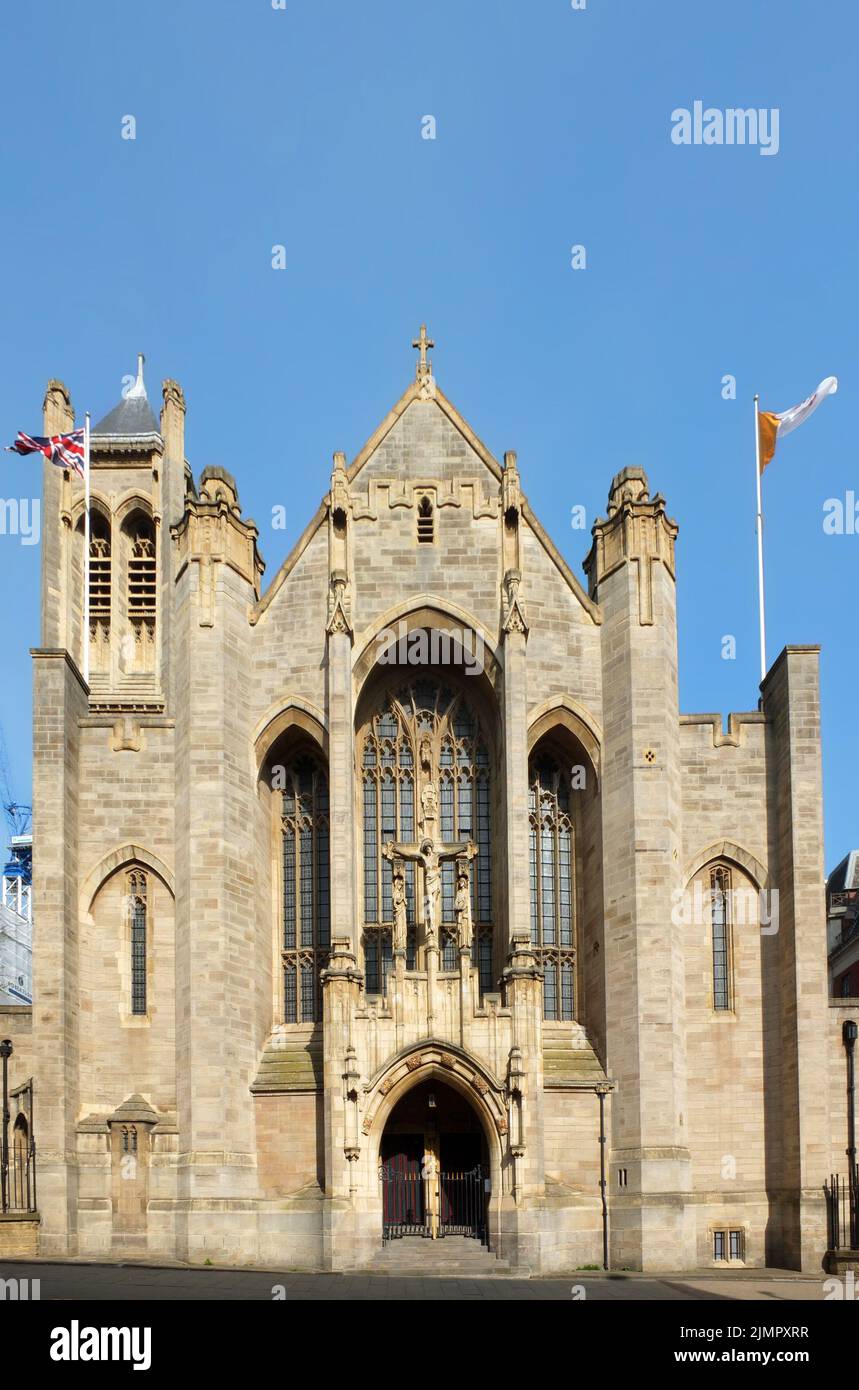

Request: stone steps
left=367, top=1235, right=512, bottom=1275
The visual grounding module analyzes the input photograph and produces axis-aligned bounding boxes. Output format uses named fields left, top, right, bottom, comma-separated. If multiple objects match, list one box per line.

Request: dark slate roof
left=93, top=393, right=159, bottom=437
left=828, top=851, right=859, bottom=894
left=92, top=354, right=161, bottom=440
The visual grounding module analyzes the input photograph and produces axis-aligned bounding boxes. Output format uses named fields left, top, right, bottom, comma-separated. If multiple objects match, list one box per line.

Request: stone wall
left=0, top=1005, right=32, bottom=1089
left=26, top=366, right=839, bottom=1276
left=827, top=1002, right=859, bottom=1178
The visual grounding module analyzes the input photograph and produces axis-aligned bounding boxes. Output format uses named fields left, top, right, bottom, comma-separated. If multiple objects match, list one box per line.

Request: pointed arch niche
left=73, top=496, right=112, bottom=683
left=119, top=504, right=157, bottom=676
left=257, top=706, right=330, bottom=1032
left=526, top=706, right=604, bottom=1044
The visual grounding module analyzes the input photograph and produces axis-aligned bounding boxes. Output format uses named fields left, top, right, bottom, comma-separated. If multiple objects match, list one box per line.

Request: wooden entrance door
left=380, top=1134, right=425, bottom=1238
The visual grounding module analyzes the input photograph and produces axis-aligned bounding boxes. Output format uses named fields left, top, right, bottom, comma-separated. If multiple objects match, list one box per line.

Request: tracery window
left=125, top=512, right=156, bottom=668
left=529, top=757, right=576, bottom=1020
left=711, top=865, right=733, bottom=1011
left=126, top=870, right=148, bottom=1016
left=88, top=511, right=111, bottom=667
left=361, top=680, right=493, bottom=995
left=76, top=507, right=112, bottom=675
left=281, top=757, right=330, bottom=1023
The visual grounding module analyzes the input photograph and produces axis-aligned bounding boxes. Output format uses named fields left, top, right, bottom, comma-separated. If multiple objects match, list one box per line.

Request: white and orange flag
left=758, top=376, right=838, bottom=473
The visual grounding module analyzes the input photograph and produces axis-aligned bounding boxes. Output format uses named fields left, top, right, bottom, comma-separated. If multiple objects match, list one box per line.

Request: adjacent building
left=0, top=831, right=32, bottom=1005
left=827, top=851, right=859, bottom=998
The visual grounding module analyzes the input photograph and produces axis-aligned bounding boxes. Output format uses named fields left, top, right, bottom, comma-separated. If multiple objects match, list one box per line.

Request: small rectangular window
left=476, top=931, right=493, bottom=996
left=300, top=959, right=315, bottom=1023
left=713, top=1231, right=725, bottom=1262
left=284, top=964, right=297, bottom=1023
left=543, top=960, right=558, bottom=1020
left=417, top=497, right=434, bottom=543
left=729, top=1229, right=744, bottom=1261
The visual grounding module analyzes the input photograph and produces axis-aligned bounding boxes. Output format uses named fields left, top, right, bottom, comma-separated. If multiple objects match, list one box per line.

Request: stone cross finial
left=412, top=323, right=435, bottom=378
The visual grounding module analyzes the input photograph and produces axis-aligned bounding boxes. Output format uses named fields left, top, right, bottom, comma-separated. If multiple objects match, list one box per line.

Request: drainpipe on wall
left=595, top=1083, right=612, bottom=1271
left=844, top=1020, right=858, bottom=1187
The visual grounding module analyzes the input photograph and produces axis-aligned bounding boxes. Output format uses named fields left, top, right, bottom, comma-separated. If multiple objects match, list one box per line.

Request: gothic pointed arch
left=80, top=844, right=175, bottom=918
left=71, top=490, right=112, bottom=529
left=73, top=499, right=113, bottom=676
left=526, top=706, right=604, bottom=1028
left=352, top=595, right=501, bottom=690
left=120, top=504, right=156, bottom=670
left=362, top=1039, right=507, bottom=1154
left=114, top=490, right=156, bottom=529
left=527, top=695, right=602, bottom=786
left=252, top=697, right=327, bottom=782
left=683, top=841, right=769, bottom=892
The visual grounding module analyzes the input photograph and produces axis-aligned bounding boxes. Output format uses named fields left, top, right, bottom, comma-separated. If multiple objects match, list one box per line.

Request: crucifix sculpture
left=382, top=835, right=477, bottom=947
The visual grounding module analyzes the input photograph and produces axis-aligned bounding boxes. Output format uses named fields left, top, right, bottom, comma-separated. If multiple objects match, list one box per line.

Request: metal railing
left=825, top=1172, right=859, bottom=1252
left=2, top=1070, right=37, bottom=1215
left=380, top=1160, right=425, bottom=1241
left=4, top=1142, right=36, bottom=1214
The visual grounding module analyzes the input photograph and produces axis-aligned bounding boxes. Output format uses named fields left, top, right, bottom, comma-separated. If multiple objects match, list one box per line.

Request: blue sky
left=1, top=0, right=855, bottom=866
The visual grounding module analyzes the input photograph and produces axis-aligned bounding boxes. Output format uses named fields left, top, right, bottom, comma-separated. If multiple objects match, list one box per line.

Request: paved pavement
left=0, top=1261, right=832, bottom=1301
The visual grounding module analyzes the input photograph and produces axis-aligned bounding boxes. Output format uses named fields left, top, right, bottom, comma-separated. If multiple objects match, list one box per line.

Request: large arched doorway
left=379, top=1079, right=490, bottom=1245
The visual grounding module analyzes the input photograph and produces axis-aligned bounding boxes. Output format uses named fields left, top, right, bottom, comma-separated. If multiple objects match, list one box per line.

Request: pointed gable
left=253, top=347, right=598, bottom=626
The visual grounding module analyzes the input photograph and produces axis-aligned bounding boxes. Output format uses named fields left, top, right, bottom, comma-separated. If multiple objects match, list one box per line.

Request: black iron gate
left=381, top=1153, right=425, bottom=1239
left=380, top=1161, right=487, bottom=1245
left=439, top=1165, right=487, bottom=1242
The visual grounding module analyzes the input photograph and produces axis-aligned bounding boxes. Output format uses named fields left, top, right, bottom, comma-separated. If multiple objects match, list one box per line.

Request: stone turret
left=586, top=466, right=692, bottom=1271
left=171, top=465, right=264, bottom=626
left=39, top=381, right=76, bottom=655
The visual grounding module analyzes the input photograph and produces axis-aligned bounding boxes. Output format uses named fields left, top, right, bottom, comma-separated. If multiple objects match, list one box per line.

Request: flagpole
left=754, top=394, right=767, bottom=685
left=83, top=411, right=91, bottom=686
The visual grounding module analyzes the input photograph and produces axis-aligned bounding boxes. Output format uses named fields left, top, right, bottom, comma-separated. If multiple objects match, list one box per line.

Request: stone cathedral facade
left=12, top=333, right=855, bottom=1274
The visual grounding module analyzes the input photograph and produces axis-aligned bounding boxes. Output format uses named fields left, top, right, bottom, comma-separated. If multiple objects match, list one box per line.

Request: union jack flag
left=5, top=428, right=85, bottom=477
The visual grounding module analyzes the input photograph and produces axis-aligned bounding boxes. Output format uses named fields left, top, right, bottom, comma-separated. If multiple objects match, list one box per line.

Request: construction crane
left=0, top=722, right=31, bottom=841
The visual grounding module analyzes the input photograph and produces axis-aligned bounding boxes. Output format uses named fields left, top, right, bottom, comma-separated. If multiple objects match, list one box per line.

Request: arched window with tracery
left=280, top=757, right=330, bottom=1024
left=89, top=510, right=111, bottom=668
left=75, top=507, right=112, bottom=676
left=122, top=510, right=156, bottom=670
left=126, top=869, right=148, bottom=1016
left=710, top=865, right=733, bottom=1011
left=529, top=757, right=577, bottom=1020
left=361, top=679, right=493, bottom=995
